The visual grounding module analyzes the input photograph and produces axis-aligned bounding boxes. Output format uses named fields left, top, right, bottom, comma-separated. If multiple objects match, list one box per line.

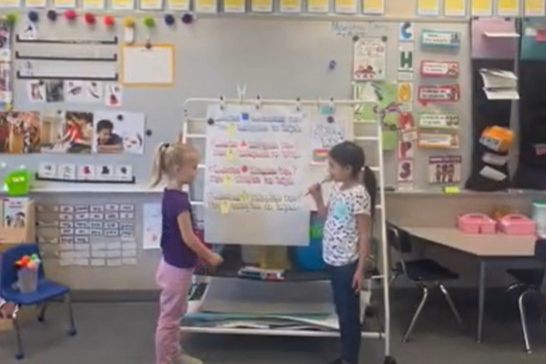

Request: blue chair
left=0, top=243, right=76, bottom=360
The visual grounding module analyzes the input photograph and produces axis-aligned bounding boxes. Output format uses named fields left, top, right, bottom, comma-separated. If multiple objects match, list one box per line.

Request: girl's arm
left=355, top=214, right=371, bottom=273
left=177, top=212, right=222, bottom=266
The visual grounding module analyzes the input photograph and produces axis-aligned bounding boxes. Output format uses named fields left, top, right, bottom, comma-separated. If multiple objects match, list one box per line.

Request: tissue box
left=457, top=213, right=496, bottom=234
left=498, top=214, right=536, bottom=235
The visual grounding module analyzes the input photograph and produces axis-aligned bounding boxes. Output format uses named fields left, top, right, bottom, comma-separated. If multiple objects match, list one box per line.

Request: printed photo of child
left=93, top=111, right=145, bottom=154
left=0, top=112, right=41, bottom=154
left=96, top=119, right=124, bottom=153
left=41, top=111, right=93, bottom=153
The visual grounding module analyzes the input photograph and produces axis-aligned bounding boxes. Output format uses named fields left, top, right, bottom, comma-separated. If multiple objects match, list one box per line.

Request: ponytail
left=150, top=143, right=170, bottom=187
left=362, top=166, right=377, bottom=222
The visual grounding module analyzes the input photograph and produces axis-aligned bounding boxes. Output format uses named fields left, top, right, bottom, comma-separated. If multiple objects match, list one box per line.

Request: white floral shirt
left=323, top=183, right=370, bottom=266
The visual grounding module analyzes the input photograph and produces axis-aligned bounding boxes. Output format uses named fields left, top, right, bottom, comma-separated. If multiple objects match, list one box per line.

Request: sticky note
left=227, top=123, right=236, bottom=137
left=471, top=0, right=493, bottom=15
left=226, top=148, right=235, bottom=161
left=443, top=186, right=460, bottom=193
left=222, top=175, right=233, bottom=186
left=220, top=202, right=230, bottom=214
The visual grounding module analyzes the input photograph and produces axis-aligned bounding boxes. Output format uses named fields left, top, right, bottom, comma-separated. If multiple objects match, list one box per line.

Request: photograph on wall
left=27, top=80, right=46, bottom=103
left=0, top=61, right=11, bottom=108
left=64, top=80, right=87, bottom=103
left=45, top=80, right=64, bottom=103
left=85, top=81, right=104, bottom=102
left=40, top=111, right=94, bottom=153
left=92, top=111, right=145, bottom=154
left=428, top=155, right=462, bottom=184
left=105, top=83, right=123, bottom=107
left=353, top=37, right=387, bottom=81
left=0, top=112, right=41, bottom=154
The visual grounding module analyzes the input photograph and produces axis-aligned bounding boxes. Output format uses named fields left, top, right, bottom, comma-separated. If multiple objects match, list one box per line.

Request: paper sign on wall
left=308, top=0, right=329, bottom=12
left=251, top=0, right=273, bottom=11
left=25, top=0, right=46, bottom=6
left=335, top=0, right=357, bottom=13
left=420, top=61, right=460, bottom=77
left=0, top=0, right=20, bottom=7
left=419, top=113, right=459, bottom=129
left=497, top=0, right=520, bottom=16
left=471, top=0, right=493, bottom=15
left=224, top=0, right=245, bottom=12
left=111, top=0, right=135, bottom=9
left=444, top=0, right=466, bottom=16
left=398, top=45, right=414, bottom=73
left=417, top=0, right=440, bottom=16
left=280, top=0, right=302, bottom=12
left=428, top=155, right=462, bottom=184
left=121, top=45, right=174, bottom=86
left=363, top=0, right=384, bottom=14
left=83, top=0, right=105, bottom=9
left=195, top=0, right=218, bottom=12
left=53, top=0, right=76, bottom=7
left=353, top=37, right=387, bottom=81
left=167, top=0, right=189, bottom=9
left=418, top=85, right=460, bottom=104
left=399, top=22, right=414, bottom=42
left=397, top=82, right=413, bottom=103
left=419, top=132, right=460, bottom=149
left=140, top=0, right=163, bottom=9
left=398, top=160, right=414, bottom=182
left=525, top=0, right=545, bottom=16
left=421, top=30, right=461, bottom=48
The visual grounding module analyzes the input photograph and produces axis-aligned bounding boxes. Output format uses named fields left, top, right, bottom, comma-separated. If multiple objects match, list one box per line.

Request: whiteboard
left=121, top=44, right=175, bottom=86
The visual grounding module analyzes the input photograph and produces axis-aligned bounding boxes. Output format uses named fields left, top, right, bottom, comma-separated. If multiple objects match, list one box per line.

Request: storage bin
left=498, top=214, right=536, bottom=235
left=457, top=213, right=496, bottom=234
left=17, top=267, right=38, bottom=293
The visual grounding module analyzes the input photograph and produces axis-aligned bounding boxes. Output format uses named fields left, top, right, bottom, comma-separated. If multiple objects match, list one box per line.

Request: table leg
left=477, top=260, right=486, bottom=343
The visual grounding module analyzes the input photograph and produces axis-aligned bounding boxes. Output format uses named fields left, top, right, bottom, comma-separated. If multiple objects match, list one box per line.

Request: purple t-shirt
left=160, top=189, right=198, bottom=269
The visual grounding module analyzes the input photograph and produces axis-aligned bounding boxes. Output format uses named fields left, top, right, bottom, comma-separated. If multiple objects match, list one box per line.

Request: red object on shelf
left=103, top=15, right=115, bottom=26
left=64, top=9, right=77, bottom=21
left=84, top=12, right=96, bottom=24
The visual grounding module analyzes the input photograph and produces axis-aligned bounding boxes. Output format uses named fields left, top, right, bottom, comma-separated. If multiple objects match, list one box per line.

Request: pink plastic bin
left=498, top=214, right=536, bottom=235
left=457, top=213, right=497, bottom=234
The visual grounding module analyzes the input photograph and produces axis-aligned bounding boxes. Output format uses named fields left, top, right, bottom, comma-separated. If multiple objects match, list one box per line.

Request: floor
left=2, top=290, right=546, bottom=364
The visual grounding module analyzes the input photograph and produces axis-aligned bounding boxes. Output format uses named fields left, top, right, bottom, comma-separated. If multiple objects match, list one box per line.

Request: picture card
left=92, top=111, right=145, bottom=155
left=399, top=22, right=414, bottom=42
left=419, top=113, right=459, bottom=129
left=398, top=112, right=415, bottom=131
left=41, top=111, right=94, bottom=154
left=105, top=83, right=123, bottom=107
left=353, top=37, right=387, bottom=81
left=420, top=61, right=459, bottom=77
left=90, top=205, right=104, bottom=213
left=397, top=139, right=415, bottom=159
left=419, top=132, right=460, bottom=149
left=116, top=165, right=133, bottom=181
left=428, top=155, right=462, bottom=184
left=418, top=85, right=460, bottom=104
left=0, top=112, right=41, bottom=154
left=421, top=30, right=461, bottom=48
left=38, top=162, right=56, bottom=179
left=96, top=165, right=114, bottom=181
left=27, top=80, right=46, bottom=103
left=78, top=164, right=95, bottom=181
left=397, top=159, right=414, bottom=182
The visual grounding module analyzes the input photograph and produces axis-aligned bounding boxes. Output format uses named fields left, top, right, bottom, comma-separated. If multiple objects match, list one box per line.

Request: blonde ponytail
left=150, top=143, right=169, bottom=187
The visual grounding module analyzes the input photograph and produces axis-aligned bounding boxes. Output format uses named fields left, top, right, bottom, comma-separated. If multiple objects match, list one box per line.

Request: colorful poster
left=471, top=0, right=493, bottom=15
left=335, top=0, right=357, bottom=13
left=83, top=0, right=105, bottom=9
left=497, top=0, right=520, bottom=15
left=525, top=0, right=545, bottom=15
left=444, top=0, right=466, bottom=16
left=140, top=0, right=163, bottom=9
left=363, top=0, right=385, bottom=14
left=279, top=0, right=302, bottom=12
left=0, top=112, right=41, bottom=154
left=307, top=0, right=328, bottom=12
left=417, top=0, right=440, bottom=15
left=92, top=111, right=145, bottom=155
left=224, top=0, right=245, bottom=12
left=111, top=0, right=135, bottom=9
left=40, top=111, right=94, bottom=154
left=311, top=111, right=346, bottom=164
left=428, top=155, right=462, bottom=184
left=204, top=104, right=310, bottom=246
left=167, top=0, right=190, bottom=10
left=251, top=0, right=273, bottom=12
left=353, top=37, right=387, bottom=81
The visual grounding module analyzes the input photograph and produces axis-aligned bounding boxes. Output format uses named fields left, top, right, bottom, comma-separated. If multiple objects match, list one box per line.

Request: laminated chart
left=204, top=104, right=311, bottom=246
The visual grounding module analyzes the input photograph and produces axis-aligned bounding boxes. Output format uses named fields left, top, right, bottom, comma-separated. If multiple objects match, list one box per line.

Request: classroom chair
left=0, top=243, right=76, bottom=360
left=506, top=239, right=546, bottom=354
left=387, top=223, right=463, bottom=342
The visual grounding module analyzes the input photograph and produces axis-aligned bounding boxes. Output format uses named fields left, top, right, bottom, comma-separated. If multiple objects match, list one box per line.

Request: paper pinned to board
left=143, top=203, right=162, bottom=250
left=121, top=45, right=174, bottom=86
left=479, top=69, right=519, bottom=100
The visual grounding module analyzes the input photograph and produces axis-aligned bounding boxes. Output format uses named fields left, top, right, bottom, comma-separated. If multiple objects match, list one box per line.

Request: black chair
left=387, top=223, right=463, bottom=342
left=506, top=239, right=546, bottom=353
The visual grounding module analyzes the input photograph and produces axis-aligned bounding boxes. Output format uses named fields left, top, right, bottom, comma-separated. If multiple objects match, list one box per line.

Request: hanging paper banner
left=140, top=0, right=163, bottom=10
left=496, top=0, right=520, bottom=16
left=167, top=0, right=189, bottom=10
left=279, top=0, right=302, bottom=13
left=421, top=30, right=461, bottom=48
left=308, top=0, right=329, bottom=12
left=112, top=0, right=135, bottom=9
left=83, top=0, right=105, bottom=9
left=224, top=0, right=245, bottom=12
left=418, top=85, right=460, bottom=104
left=353, top=37, right=387, bottom=81
left=471, top=0, right=493, bottom=15
left=444, top=0, right=466, bottom=16
left=524, top=0, right=544, bottom=16
left=0, top=0, right=20, bottom=7
left=417, top=0, right=440, bottom=16
left=420, top=61, right=460, bottom=77
left=419, top=113, right=459, bottom=129
left=195, top=0, right=217, bottom=12
left=251, top=0, right=273, bottom=11
left=335, top=0, right=357, bottom=14
left=363, top=0, right=384, bottom=14
left=419, top=132, right=460, bottom=149
left=428, top=155, right=462, bottom=184
left=54, top=0, right=76, bottom=7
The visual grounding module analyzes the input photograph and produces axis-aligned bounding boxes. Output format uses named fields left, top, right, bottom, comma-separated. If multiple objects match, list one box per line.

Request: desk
left=399, top=226, right=536, bottom=343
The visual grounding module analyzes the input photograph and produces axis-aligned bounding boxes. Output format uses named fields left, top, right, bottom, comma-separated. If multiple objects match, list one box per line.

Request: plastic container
left=17, top=267, right=38, bottom=293
left=498, top=214, right=536, bottom=235
left=457, top=213, right=497, bottom=234
left=533, top=201, right=546, bottom=238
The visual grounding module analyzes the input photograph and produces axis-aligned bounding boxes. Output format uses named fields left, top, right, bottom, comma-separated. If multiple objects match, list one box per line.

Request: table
left=397, top=226, right=536, bottom=343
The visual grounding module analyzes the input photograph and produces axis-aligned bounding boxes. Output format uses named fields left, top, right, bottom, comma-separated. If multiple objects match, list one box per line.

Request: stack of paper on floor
left=479, top=69, right=519, bottom=100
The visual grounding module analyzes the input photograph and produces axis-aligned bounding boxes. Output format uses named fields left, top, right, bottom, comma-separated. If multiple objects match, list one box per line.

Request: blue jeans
left=329, top=262, right=361, bottom=364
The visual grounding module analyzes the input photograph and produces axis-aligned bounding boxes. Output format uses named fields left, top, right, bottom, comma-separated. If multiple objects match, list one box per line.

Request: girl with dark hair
left=308, top=141, right=377, bottom=364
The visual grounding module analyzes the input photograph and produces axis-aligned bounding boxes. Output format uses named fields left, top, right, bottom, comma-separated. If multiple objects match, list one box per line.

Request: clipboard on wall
left=121, top=44, right=175, bottom=87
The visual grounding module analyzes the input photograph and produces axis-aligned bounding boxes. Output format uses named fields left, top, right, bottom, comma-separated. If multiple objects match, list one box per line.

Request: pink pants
left=155, top=259, right=194, bottom=364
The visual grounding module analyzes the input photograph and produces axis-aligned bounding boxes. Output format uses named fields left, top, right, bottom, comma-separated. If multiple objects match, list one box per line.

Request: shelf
left=27, top=182, right=163, bottom=194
